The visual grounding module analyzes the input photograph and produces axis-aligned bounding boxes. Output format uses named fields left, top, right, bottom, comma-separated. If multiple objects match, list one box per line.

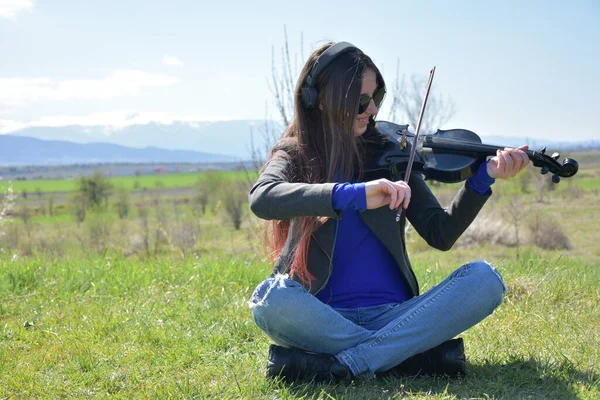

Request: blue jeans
left=248, top=261, right=507, bottom=377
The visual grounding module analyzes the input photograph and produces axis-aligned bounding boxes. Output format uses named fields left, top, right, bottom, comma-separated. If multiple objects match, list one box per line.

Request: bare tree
left=248, top=110, right=282, bottom=171
left=387, top=60, right=456, bottom=133
left=115, top=186, right=131, bottom=219
left=247, top=27, right=300, bottom=176
left=222, top=182, right=248, bottom=230
left=268, top=26, right=303, bottom=127
left=505, top=197, right=528, bottom=260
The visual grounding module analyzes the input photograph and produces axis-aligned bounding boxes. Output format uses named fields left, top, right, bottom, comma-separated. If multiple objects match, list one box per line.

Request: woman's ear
left=319, top=103, right=324, bottom=111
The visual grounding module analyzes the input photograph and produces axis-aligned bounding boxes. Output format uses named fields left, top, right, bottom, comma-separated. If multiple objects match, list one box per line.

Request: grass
left=0, top=248, right=598, bottom=398
left=1, top=170, right=251, bottom=195
left=0, top=161, right=599, bottom=398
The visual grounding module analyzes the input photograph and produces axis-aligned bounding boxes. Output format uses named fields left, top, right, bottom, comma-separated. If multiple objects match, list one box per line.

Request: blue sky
left=1, top=0, right=598, bottom=142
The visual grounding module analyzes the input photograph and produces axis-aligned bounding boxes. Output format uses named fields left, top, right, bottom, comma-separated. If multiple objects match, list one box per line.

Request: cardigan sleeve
left=248, top=151, right=340, bottom=220
left=406, top=172, right=491, bottom=251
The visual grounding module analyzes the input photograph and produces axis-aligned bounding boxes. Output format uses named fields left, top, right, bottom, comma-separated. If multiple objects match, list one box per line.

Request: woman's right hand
left=364, top=179, right=411, bottom=210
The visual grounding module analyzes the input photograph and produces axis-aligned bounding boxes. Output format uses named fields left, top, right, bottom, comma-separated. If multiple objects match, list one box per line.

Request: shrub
left=526, top=212, right=572, bottom=250
left=78, top=171, right=113, bottom=209
left=85, top=208, right=114, bottom=254
left=69, top=192, right=87, bottom=223
left=458, top=212, right=517, bottom=248
left=221, top=182, right=249, bottom=230
left=114, top=186, right=131, bottom=219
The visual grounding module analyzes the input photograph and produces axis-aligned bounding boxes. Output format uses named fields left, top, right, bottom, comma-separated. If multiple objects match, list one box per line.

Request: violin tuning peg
left=551, top=152, right=560, bottom=160
left=541, top=166, right=549, bottom=175
left=552, top=175, right=560, bottom=184
left=539, top=146, right=547, bottom=155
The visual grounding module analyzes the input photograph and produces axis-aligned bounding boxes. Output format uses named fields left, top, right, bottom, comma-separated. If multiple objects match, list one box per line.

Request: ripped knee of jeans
left=247, top=273, right=289, bottom=310
left=470, top=260, right=508, bottom=310
left=478, top=260, right=507, bottom=293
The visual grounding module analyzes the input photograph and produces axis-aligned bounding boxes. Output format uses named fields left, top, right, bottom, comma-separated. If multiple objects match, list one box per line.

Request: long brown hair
left=265, top=42, right=385, bottom=285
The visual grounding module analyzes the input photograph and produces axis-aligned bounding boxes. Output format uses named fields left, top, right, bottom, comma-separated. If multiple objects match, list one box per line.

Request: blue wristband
left=332, top=183, right=367, bottom=212
left=467, top=161, right=496, bottom=195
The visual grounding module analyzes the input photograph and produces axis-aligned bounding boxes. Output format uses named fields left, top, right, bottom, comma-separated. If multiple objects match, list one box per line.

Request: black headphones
left=300, top=41, right=357, bottom=109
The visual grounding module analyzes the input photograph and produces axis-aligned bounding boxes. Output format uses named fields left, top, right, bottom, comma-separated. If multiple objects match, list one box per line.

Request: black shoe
left=383, top=338, right=467, bottom=378
left=266, top=345, right=353, bottom=383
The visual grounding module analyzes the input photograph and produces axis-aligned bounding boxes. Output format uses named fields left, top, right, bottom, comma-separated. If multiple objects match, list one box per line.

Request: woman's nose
left=367, top=98, right=378, bottom=115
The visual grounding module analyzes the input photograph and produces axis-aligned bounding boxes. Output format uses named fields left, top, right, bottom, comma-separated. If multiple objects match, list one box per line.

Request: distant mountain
left=10, top=120, right=279, bottom=160
left=0, top=135, right=238, bottom=166
left=4, top=119, right=596, bottom=166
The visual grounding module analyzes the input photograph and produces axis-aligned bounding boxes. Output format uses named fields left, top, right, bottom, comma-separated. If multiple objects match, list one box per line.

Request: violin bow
left=395, top=66, right=436, bottom=222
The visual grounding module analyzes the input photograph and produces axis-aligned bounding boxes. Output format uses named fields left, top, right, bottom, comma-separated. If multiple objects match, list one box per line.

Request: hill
left=8, top=120, right=273, bottom=160
left=0, top=135, right=238, bottom=166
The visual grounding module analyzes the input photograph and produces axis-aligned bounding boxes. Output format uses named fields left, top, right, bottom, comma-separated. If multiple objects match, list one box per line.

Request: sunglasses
left=358, top=87, right=386, bottom=114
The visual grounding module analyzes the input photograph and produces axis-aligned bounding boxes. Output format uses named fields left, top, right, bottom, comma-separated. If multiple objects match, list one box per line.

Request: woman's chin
left=354, top=123, right=368, bottom=136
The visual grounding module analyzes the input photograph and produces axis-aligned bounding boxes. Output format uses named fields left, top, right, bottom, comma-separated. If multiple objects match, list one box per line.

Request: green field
left=1, top=169, right=251, bottom=194
left=0, top=160, right=599, bottom=398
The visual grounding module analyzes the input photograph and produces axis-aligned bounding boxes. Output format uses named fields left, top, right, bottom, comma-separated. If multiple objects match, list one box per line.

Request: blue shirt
left=314, top=162, right=494, bottom=308
left=315, top=182, right=411, bottom=308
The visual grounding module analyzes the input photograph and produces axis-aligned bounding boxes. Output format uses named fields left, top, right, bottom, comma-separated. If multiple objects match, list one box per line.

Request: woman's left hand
left=487, top=145, right=530, bottom=179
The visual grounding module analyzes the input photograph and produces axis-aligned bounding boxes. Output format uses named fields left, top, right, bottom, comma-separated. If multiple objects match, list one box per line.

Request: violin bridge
left=400, top=129, right=408, bottom=150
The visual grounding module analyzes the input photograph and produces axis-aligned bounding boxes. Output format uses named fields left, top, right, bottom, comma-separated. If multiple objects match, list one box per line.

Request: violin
left=370, top=67, right=579, bottom=223
left=364, top=120, right=579, bottom=184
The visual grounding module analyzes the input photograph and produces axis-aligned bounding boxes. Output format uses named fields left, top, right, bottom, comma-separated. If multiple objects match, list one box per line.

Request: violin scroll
left=529, top=146, right=578, bottom=184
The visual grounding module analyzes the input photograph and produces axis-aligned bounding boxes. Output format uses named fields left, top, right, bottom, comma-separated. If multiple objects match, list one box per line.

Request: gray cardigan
left=249, top=150, right=490, bottom=297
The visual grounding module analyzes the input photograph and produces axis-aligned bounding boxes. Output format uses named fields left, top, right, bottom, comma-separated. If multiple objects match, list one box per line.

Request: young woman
left=248, top=41, right=529, bottom=382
